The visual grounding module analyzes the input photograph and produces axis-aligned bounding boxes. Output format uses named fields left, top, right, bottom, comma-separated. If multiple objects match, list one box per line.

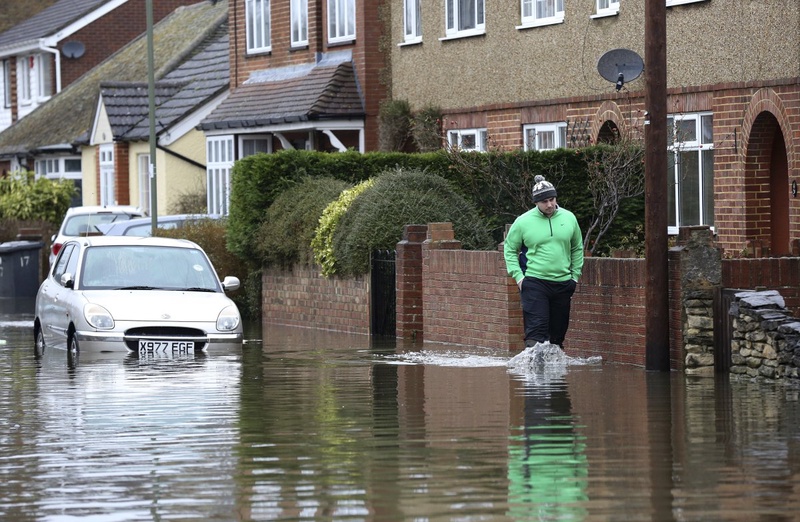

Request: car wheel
left=67, top=334, right=80, bottom=368
left=34, top=327, right=45, bottom=358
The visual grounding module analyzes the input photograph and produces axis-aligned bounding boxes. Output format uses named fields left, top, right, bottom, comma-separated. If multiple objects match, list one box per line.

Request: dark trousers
left=520, top=277, right=577, bottom=347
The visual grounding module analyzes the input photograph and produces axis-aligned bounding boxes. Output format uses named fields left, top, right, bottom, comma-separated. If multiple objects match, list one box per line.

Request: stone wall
left=729, top=290, right=800, bottom=380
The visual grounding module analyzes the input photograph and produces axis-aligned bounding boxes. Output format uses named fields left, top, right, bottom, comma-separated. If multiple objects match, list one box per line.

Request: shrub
left=255, top=176, right=351, bottom=268
left=332, top=168, right=495, bottom=277
left=0, top=171, right=75, bottom=225
left=311, top=179, right=375, bottom=277
left=378, top=99, right=412, bottom=152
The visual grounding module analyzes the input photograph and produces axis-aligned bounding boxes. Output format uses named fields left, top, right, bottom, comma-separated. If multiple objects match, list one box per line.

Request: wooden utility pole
left=644, top=0, right=670, bottom=371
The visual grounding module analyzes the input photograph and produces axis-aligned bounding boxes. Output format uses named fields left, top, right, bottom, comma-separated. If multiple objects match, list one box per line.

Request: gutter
left=38, top=40, right=62, bottom=93
left=156, top=144, right=206, bottom=171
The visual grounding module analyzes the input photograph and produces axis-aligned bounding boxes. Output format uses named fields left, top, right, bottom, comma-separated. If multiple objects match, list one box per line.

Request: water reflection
left=1, top=316, right=800, bottom=520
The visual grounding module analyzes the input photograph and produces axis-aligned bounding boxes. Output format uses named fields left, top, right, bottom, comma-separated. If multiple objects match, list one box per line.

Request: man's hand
left=517, top=279, right=523, bottom=291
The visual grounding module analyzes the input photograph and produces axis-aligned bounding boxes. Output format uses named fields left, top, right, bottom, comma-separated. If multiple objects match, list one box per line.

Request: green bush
left=227, top=149, right=449, bottom=262
left=0, top=171, right=75, bottom=225
left=311, top=179, right=375, bottom=276
left=331, top=168, right=495, bottom=277
left=255, top=176, right=351, bottom=268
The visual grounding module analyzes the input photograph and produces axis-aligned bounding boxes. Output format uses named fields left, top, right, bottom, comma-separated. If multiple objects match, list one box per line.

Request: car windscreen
left=64, top=213, right=141, bottom=236
left=78, top=245, right=220, bottom=291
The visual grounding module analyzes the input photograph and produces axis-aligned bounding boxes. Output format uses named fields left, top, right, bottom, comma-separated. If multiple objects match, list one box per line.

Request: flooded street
left=2, top=315, right=800, bottom=520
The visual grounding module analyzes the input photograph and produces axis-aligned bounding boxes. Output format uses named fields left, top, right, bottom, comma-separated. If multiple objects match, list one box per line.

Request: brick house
left=198, top=0, right=387, bottom=214
left=0, top=0, right=207, bottom=185
left=0, top=1, right=229, bottom=215
left=388, top=0, right=800, bottom=257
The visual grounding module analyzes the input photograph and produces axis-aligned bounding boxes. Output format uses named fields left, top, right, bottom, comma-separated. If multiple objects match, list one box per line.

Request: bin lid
left=0, top=240, right=45, bottom=253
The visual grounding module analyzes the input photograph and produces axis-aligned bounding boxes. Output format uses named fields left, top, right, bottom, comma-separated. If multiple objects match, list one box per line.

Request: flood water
left=2, top=315, right=800, bottom=521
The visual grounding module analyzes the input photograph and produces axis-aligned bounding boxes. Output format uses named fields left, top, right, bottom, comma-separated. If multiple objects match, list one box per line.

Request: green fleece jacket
left=503, top=206, right=584, bottom=283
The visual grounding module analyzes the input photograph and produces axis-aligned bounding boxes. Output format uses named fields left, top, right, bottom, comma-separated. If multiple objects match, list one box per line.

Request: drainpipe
left=38, top=41, right=62, bottom=93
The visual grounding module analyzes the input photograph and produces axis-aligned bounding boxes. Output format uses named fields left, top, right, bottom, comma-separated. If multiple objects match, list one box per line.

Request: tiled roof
left=0, top=0, right=228, bottom=156
left=0, top=0, right=110, bottom=49
left=200, top=58, right=364, bottom=130
left=101, top=21, right=229, bottom=141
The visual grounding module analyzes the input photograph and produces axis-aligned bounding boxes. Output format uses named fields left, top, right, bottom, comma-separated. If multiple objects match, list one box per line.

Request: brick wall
left=262, top=264, right=370, bottom=335
left=421, top=223, right=522, bottom=351
left=260, top=223, right=800, bottom=369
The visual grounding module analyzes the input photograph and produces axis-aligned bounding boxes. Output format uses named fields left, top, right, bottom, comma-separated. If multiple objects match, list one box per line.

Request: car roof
left=96, top=213, right=221, bottom=234
left=64, top=205, right=144, bottom=216
left=65, top=235, right=202, bottom=249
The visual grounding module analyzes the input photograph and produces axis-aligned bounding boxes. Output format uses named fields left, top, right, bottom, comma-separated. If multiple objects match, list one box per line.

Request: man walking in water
left=504, top=175, right=584, bottom=348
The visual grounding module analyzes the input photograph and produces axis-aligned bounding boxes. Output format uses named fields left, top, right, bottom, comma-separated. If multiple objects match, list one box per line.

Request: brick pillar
left=396, top=224, right=427, bottom=340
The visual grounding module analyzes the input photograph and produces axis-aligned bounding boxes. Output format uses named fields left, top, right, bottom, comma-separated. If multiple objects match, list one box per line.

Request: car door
left=40, top=243, right=78, bottom=349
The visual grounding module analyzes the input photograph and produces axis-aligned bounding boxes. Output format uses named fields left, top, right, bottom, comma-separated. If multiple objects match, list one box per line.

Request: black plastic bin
left=0, top=240, right=44, bottom=314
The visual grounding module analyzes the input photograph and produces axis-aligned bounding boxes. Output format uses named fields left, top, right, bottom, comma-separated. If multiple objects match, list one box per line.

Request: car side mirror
left=60, top=273, right=74, bottom=289
left=221, top=276, right=240, bottom=292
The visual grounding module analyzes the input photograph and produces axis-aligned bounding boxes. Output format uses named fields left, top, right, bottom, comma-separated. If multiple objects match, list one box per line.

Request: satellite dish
left=62, top=41, right=85, bottom=59
left=597, top=48, right=644, bottom=90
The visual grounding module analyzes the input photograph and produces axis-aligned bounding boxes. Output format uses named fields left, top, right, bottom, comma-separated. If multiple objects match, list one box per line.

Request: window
left=595, top=0, right=619, bottom=17
left=99, top=144, right=115, bottom=206
left=246, top=0, right=271, bottom=53
left=291, top=0, right=308, bottom=46
left=667, top=112, right=714, bottom=234
left=2, top=60, right=10, bottom=108
left=37, top=53, right=53, bottom=100
left=523, top=123, right=567, bottom=151
left=207, top=136, right=234, bottom=215
left=240, top=135, right=271, bottom=156
left=18, top=56, right=32, bottom=105
left=448, top=129, right=488, bottom=152
left=520, top=0, right=564, bottom=27
left=138, top=154, right=151, bottom=215
left=445, top=0, right=484, bottom=37
left=403, top=0, right=422, bottom=43
left=328, top=0, right=355, bottom=43
left=34, top=156, right=82, bottom=178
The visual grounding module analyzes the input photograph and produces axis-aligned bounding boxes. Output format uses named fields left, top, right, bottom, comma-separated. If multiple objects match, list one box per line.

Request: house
left=387, top=0, right=800, bottom=257
left=0, top=0, right=229, bottom=215
left=0, top=0, right=209, bottom=180
left=198, top=0, right=384, bottom=214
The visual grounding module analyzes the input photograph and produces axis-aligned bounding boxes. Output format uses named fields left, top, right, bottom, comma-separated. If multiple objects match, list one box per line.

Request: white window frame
left=519, top=0, right=564, bottom=29
left=291, top=0, right=308, bottom=47
left=18, top=55, right=32, bottom=106
left=523, top=122, right=567, bottom=151
left=403, top=0, right=422, bottom=43
left=246, top=0, right=271, bottom=54
left=207, top=136, right=234, bottom=215
left=138, top=154, right=151, bottom=215
left=36, top=53, right=53, bottom=101
left=34, top=157, right=81, bottom=179
left=99, top=144, right=115, bottom=206
left=666, top=0, right=706, bottom=7
left=444, top=0, right=485, bottom=38
left=2, top=60, right=10, bottom=108
left=593, top=0, right=619, bottom=18
left=239, top=135, right=272, bottom=157
left=447, top=128, right=488, bottom=152
left=667, top=112, right=714, bottom=235
left=328, top=0, right=356, bottom=43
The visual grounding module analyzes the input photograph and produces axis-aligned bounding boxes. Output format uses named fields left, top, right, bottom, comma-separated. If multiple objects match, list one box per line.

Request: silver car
left=34, top=235, right=243, bottom=365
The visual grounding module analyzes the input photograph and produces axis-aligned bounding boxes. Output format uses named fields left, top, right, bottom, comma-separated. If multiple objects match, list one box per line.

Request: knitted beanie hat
left=531, top=175, right=557, bottom=203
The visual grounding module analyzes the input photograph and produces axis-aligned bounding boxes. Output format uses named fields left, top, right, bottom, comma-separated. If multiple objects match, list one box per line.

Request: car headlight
left=217, top=305, right=241, bottom=331
left=84, top=303, right=114, bottom=329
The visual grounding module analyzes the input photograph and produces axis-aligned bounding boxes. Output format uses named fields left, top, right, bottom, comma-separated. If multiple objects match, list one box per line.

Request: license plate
left=138, top=340, right=194, bottom=353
